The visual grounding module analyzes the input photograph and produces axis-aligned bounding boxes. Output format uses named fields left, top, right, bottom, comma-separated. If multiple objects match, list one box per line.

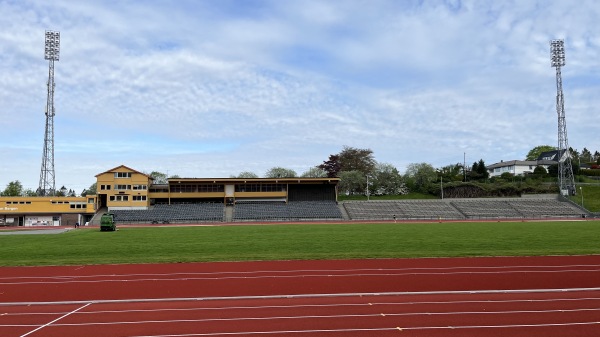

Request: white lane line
left=5, top=295, right=600, bottom=316
left=4, top=306, right=600, bottom=328
left=2, top=263, right=600, bottom=282
left=19, top=302, right=91, bottom=337
left=123, top=321, right=600, bottom=336
left=3, top=268, right=600, bottom=285
left=3, top=287, right=600, bottom=307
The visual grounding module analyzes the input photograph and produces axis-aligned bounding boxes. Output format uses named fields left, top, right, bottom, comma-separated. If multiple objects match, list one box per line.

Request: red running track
left=1, top=255, right=600, bottom=336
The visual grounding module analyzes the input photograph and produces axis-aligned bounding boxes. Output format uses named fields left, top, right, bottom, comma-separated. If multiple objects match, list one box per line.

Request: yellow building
left=0, top=195, right=96, bottom=227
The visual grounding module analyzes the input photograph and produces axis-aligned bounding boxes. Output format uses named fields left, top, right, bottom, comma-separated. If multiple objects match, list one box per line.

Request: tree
left=533, top=166, right=548, bottom=176
left=404, top=163, right=437, bottom=193
left=265, top=167, right=297, bottom=178
left=526, top=145, right=556, bottom=160
left=469, top=159, right=489, bottom=181
left=301, top=167, right=327, bottom=178
left=150, top=171, right=168, bottom=184
left=547, top=164, right=558, bottom=177
left=581, top=147, right=593, bottom=163
left=338, top=170, right=366, bottom=195
left=338, top=146, right=376, bottom=175
left=23, top=189, right=37, bottom=197
left=437, top=163, right=463, bottom=182
left=319, top=146, right=376, bottom=177
left=56, top=186, right=68, bottom=197
left=81, top=182, right=97, bottom=196
left=370, top=163, right=407, bottom=195
left=234, top=171, right=259, bottom=178
left=318, top=154, right=342, bottom=178
left=569, top=147, right=580, bottom=165
left=1, top=180, right=23, bottom=196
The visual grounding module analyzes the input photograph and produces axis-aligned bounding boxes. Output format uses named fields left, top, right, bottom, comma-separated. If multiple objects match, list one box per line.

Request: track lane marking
left=5, top=306, right=600, bottom=327
left=3, top=268, right=600, bottom=285
left=116, top=321, right=600, bottom=336
left=3, top=287, right=600, bottom=307
left=3, top=263, right=600, bottom=282
left=5, top=295, right=600, bottom=316
left=18, top=302, right=91, bottom=337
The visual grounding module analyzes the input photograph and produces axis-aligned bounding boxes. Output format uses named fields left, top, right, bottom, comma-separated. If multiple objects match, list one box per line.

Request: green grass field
left=1, top=220, right=599, bottom=266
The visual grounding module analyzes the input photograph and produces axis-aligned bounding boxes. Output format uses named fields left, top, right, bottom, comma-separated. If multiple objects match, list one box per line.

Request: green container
left=100, top=213, right=116, bottom=231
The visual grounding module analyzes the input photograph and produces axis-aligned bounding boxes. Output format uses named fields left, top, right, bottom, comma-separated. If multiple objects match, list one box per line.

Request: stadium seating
left=111, top=197, right=584, bottom=224
left=343, top=198, right=584, bottom=221
left=232, top=201, right=343, bottom=221
left=343, top=200, right=464, bottom=220
left=112, top=203, right=224, bottom=224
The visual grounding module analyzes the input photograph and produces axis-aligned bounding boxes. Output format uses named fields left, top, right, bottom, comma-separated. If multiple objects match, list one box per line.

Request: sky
left=1, top=0, right=600, bottom=193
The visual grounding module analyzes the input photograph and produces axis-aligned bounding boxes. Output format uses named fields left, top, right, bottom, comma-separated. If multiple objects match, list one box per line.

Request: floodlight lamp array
left=44, top=31, right=60, bottom=61
left=550, top=39, right=565, bottom=68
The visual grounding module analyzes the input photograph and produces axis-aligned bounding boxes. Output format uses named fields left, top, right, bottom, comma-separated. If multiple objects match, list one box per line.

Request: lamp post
left=366, top=175, right=370, bottom=201
left=580, top=186, right=583, bottom=207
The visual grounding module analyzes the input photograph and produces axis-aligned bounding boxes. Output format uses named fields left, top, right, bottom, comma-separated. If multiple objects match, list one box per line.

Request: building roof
left=94, top=164, right=153, bottom=179
left=486, top=160, right=538, bottom=169
left=537, top=149, right=565, bottom=161
left=167, top=177, right=339, bottom=184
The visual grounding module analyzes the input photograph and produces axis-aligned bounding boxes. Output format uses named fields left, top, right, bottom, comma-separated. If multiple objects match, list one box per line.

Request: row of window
left=235, top=184, right=286, bottom=192
left=100, top=184, right=147, bottom=191
left=114, top=172, right=132, bottom=178
left=5, top=200, right=94, bottom=207
left=493, top=166, right=515, bottom=173
left=109, top=195, right=147, bottom=202
left=171, top=184, right=225, bottom=193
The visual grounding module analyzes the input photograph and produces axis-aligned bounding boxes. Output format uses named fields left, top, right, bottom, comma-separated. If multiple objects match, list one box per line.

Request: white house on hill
left=487, top=150, right=568, bottom=178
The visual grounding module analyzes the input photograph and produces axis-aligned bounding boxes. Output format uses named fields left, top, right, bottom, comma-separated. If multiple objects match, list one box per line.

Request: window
left=109, top=195, right=129, bottom=202
left=235, top=184, right=285, bottom=192
left=133, top=195, right=147, bottom=201
left=114, top=172, right=132, bottom=178
left=69, top=202, right=85, bottom=209
left=100, top=185, right=111, bottom=190
left=150, top=187, right=169, bottom=193
left=114, top=185, right=131, bottom=190
left=132, top=185, right=147, bottom=190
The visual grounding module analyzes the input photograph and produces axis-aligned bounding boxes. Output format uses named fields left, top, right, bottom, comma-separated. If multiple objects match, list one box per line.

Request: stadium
left=0, top=164, right=591, bottom=228
left=2, top=9, right=600, bottom=335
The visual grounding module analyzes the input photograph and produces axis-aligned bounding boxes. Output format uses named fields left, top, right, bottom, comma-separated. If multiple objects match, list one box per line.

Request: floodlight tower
left=38, top=30, right=60, bottom=196
left=550, top=39, right=576, bottom=196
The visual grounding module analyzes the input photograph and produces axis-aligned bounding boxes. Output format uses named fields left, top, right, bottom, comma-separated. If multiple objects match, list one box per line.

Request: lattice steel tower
left=550, top=39, right=576, bottom=196
left=38, top=31, right=60, bottom=196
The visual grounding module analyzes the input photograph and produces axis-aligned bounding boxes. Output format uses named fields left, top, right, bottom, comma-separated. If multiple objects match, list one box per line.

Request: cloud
left=1, top=0, right=600, bottom=191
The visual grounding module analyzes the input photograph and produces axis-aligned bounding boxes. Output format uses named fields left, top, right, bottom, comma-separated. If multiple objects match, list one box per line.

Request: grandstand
left=342, top=200, right=464, bottom=220
left=343, top=197, right=585, bottom=221
left=233, top=201, right=343, bottom=222
left=104, top=195, right=586, bottom=225
left=112, top=203, right=224, bottom=224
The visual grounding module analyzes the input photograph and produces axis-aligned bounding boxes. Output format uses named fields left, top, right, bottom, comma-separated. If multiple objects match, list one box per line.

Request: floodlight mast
left=550, top=39, right=576, bottom=196
left=38, top=30, right=60, bottom=196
